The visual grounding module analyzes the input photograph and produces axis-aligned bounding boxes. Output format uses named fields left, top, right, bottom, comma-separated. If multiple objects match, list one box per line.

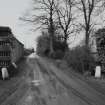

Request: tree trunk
left=64, top=31, right=68, bottom=51
left=49, top=36, right=54, bottom=56
left=85, top=30, right=89, bottom=49
left=85, top=30, right=90, bottom=71
left=48, top=5, right=54, bottom=57
left=49, top=24, right=54, bottom=57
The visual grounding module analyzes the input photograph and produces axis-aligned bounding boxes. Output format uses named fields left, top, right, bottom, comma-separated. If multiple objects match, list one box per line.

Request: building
left=0, top=27, right=12, bottom=67
left=0, top=26, right=24, bottom=68
left=11, top=37, right=24, bottom=63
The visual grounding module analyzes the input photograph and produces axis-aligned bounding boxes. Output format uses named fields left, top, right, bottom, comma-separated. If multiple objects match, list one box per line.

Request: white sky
left=0, top=0, right=84, bottom=49
left=0, top=0, right=39, bottom=48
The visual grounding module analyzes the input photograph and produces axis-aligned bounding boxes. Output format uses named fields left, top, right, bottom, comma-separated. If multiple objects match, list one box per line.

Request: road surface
left=0, top=53, right=105, bottom=105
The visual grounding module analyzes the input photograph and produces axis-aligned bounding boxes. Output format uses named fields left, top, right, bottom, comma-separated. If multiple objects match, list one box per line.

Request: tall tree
left=20, top=0, right=58, bottom=56
left=47, top=0, right=55, bottom=56
left=55, top=0, right=76, bottom=48
left=76, top=0, right=103, bottom=48
left=74, top=0, right=104, bottom=71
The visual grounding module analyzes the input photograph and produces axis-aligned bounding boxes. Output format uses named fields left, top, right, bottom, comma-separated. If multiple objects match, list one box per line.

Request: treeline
left=21, top=0, right=105, bottom=54
left=36, top=31, right=67, bottom=58
left=21, top=0, right=105, bottom=73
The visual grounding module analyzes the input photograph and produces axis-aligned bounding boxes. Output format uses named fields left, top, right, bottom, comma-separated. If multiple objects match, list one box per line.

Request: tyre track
left=0, top=79, right=21, bottom=104
left=36, top=58, right=105, bottom=105
left=0, top=58, right=30, bottom=105
left=57, top=64, right=105, bottom=96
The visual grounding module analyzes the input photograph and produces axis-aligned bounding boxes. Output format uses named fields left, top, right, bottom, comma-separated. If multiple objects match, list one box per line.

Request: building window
left=0, top=60, right=10, bottom=66
left=0, top=51, right=10, bottom=57
left=0, top=41, right=10, bottom=46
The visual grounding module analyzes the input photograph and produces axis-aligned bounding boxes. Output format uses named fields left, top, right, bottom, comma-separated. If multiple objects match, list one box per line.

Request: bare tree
left=20, top=0, right=58, bottom=56
left=47, top=0, right=55, bottom=55
left=55, top=0, right=76, bottom=48
left=76, top=0, right=104, bottom=48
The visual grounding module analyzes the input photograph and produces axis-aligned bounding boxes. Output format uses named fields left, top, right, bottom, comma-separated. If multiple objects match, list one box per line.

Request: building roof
left=13, top=36, right=24, bottom=46
left=0, top=26, right=24, bottom=46
left=0, top=26, right=12, bottom=33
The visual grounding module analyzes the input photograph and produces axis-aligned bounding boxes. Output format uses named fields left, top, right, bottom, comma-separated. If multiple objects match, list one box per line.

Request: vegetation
left=95, top=28, right=105, bottom=71
left=20, top=0, right=78, bottom=53
left=55, top=0, right=76, bottom=48
left=36, top=31, right=67, bottom=58
left=64, top=46, right=95, bottom=73
left=20, top=0, right=58, bottom=56
left=36, top=32, right=50, bottom=56
left=24, top=48, right=34, bottom=56
left=21, top=0, right=105, bottom=74
left=76, top=0, right=103, bottom=48
left=21, top=0, right=105, bottom=51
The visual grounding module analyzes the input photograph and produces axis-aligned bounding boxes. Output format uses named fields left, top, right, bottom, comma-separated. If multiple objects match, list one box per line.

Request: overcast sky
left=0, top=0, right=88, bottom=50
left=0, top=0, right=39, bottom=48
left=1, top=0, right=102, bottom=49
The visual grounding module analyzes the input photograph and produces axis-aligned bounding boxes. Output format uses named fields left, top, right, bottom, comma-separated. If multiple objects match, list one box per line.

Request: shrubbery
left=64, top=46, right=95, bottom=73
left=36, top=31, right=67, bottom=58
left=52, top=50, right=64, bottom=59
left=36, top=32, right=50, bottom=56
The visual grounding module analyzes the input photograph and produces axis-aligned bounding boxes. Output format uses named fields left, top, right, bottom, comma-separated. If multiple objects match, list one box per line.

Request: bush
left=52, top=50, right=64, bottom=59
left=36, top=32, right=50, bottom=56
left=36, top=31, right=67, bottom=57
left=64, top=46, right=95, bottom=73
left=53, top=40, right=68, bottom=52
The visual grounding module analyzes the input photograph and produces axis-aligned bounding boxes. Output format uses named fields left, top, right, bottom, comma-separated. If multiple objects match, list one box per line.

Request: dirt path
left=1, top=54, right=105, bottom=105
left=37, top=57, right=105, bottom=105
left=19, top=57, right=89, bottom=105
left=0, top=58, right=30, bottom=105
left=18, top=58, right=70, bottom=105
